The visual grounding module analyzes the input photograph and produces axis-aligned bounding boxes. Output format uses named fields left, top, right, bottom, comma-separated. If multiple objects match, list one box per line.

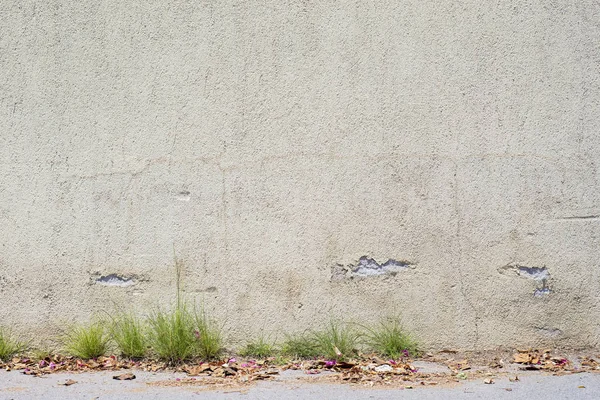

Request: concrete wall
left=1, top=0, right=599, bottom=350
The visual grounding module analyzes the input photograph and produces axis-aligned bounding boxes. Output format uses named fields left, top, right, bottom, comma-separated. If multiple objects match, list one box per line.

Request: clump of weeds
left=193, top=306, right=223, bottom=360
left=147, top=303, right=198, bottom=363
left=62, top=321, right=109, bottom=359
left=281, top=331, right=320, bottom=359
left=240, top=335, right=277, bottom=358
left=0, top=328, right=27, bottom=361
left=312, top=320, right=360, bottom=360
left=363, top=317, right=419, bottom=359
left=109, top=312, right=147, bottom=359
left=147, top=250, right=223, bottom=363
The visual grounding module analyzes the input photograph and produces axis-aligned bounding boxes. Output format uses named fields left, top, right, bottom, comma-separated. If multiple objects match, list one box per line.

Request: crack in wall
left=555, top=215, right=599, bottom=220
left=452, top=158, right=480, bottom=349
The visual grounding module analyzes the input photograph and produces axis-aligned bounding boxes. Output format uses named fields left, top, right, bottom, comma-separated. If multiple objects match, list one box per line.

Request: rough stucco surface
left=1, top=1, right=599, bottom=350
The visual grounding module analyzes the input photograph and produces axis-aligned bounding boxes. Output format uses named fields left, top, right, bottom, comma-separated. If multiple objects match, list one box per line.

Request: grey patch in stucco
left=176, top=190, right=191, bottom=201
left=95, top=274, right=135, bottom=287
left=193, top=286, right=217, bottom=293
left=499, top=264, right=551, bottom=297
left=516, top=266, right=550, bottom=281
left=332, top=256, right=414, bottom=281
left=534, top=287, right=551, bottom=297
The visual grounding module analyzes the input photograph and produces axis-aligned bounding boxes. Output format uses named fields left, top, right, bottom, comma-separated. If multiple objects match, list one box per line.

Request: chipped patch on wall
left=534, top=287, right=551, bottom=297
left=499, top=263, right=551, bottom=297
left=331, top=256, right=415, bottom=281
left=193, top=286, right=217, bottom=293
left=94, top=274, right=136, bottom=287
left=516, top=266, right=550, bottom=281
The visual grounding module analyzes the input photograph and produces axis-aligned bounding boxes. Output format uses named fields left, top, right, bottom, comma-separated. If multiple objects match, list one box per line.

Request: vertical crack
left=453, top=159, right=480, bottom=349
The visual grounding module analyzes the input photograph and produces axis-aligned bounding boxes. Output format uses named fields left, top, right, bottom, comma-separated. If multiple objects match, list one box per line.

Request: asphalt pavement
left=0, top=367, right=599, bottom=399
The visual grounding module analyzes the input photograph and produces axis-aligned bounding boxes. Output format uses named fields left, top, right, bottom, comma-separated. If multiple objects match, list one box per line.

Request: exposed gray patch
left=177, top=190, right=191, bottom=201
left=352, top=257, right=412, bottom=277
left=534, top=287, right=551, bottom=297
left=95, top=274, right=135, bottom=287
left=499, top=263, right=551, bottom=297
left=194, top=286, right=217, bottom=293
left=331, top=256, right=414, bottom=280
left=517, top=266, right=550, bottom=281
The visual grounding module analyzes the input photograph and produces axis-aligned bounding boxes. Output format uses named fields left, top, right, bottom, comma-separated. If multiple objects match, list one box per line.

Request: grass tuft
left=280, top=332, right=319, bottom=359
left=148, top=252, right=222, bottom=363
left=148, top=303, right=223, bottom=363
left=312, top=320, right=360, bottom=360
left=240, top=335, right=276, bottom=358
left=147, top=304, right=197, bottom=363
left=193, top=307, right=223, bottom=360
left=110, top=313, right=147, bottom=359
left=0, top=328, right=26, bottom=361
left=63, top=322, right=108, bottom=359
left=363, top=317, right=419, bottom=359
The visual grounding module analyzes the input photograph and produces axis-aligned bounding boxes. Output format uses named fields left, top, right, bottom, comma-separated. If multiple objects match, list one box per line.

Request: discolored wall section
left=1, top=0, right=599, bottom=350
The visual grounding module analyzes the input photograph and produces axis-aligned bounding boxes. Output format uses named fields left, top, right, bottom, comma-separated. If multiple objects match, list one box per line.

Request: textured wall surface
left=1, top=0, right=599, bottom=350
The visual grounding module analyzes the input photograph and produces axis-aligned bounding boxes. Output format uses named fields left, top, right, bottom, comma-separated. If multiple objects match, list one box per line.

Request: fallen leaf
left=513, top=353, right=531, bottom=364
left=334, top=346, right=342, bottom=357
left=484, top=378, right=494, bottom=384
left=304, top=370, right=320, bottom=375
left=457, top=360, right=471, bottom=370
left=60, top=379, right=77, bottom=386
left=581, top=358, right=598, bottom=368
left=335, top=361, right=356, bottom=369
left=22, top=369, right=39, bottom=376
left=578, top=385, right=585, bottom=389
left=374, top=365, right=393, bottom=373
left=113, top=373, right=136, bottom=380
left=509, top=375, right=520, bottom=382
left=185, top=364, right=212, bottom=376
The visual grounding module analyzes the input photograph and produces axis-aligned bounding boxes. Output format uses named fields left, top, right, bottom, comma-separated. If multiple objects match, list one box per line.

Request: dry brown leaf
left=185, top=364, right=212, bottom=376
left=513, top=353, right=531, bottom=364
left=60, top=379, right=77, bottom=386
left=113, top=373, right=136, bottom=380
left=335, top=361, right=356, bottom=369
